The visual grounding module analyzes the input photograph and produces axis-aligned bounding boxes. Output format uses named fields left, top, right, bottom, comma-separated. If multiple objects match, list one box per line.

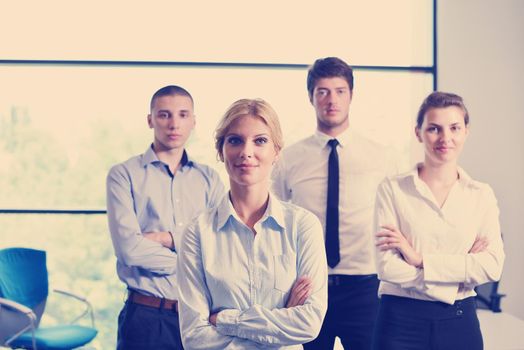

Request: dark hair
left=150, top=85, right=194, bottom=111
left=416, top=92, right=470, bottom=128
left=307, top=57, right=354, bottom=99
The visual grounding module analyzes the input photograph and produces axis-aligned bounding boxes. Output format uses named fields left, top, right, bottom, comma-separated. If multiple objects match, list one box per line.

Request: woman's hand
left=376, top=224, right=423, bottom=268
left=209, top=275, right=313, bottom=325
left=469, top=236, right=489, bottom=254
left=209, top=312, right=218, bottom=326
left=286, top=276, right=312, bottom=308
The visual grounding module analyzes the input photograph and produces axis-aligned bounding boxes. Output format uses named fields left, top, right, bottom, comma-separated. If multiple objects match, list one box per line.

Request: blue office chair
left=0, top=247, right=97, bottom=349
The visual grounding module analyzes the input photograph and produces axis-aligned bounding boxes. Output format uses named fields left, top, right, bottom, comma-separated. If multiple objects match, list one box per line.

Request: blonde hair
left=215, top=98, right=284, bottom=161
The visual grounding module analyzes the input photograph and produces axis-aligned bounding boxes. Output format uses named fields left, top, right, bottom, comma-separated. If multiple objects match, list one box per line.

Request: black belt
left=328, top=274, right=377, bottom=287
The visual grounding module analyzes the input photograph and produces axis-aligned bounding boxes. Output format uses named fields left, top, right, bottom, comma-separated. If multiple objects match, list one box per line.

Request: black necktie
left=326, top=139, right=340, bottom=268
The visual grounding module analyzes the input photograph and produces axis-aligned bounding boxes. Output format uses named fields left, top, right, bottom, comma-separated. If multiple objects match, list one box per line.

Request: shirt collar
left=402, top=163, right=480, bottom=190
left=140, top=144, right=193, bottom=169
left=314, top=127, right=351, bottom=148
left=216, top=192, right=285, bottom=231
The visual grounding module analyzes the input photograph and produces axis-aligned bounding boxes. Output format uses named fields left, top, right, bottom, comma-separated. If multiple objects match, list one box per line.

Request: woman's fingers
left=375, top=233, right=400, bottom=247
left=469, top=237, right=489, bottom=253
left=380, top=224, right=397, bottom=232
left=376, top=230, right=396, bottom=238
left=288, top=286, right=310, bottom=307
left=379, top=242, right=401, bottom=251
left=293, top=276, right=311, bottom=292
left=286, top=276, right=312, bottom=308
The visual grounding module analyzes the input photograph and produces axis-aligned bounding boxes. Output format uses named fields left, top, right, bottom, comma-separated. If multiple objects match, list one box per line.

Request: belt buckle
left=169, top=300, right=178, bottom=312
left=161, top=298, right=178, bottom=312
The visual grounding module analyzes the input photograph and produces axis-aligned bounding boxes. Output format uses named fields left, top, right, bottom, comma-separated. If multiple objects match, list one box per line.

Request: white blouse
left=374, top=165, right=505, bottom=304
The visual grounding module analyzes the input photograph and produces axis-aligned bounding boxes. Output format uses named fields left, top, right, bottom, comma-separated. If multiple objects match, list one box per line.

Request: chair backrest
left=0, top=247, right=49, bottom=308
left=0, top=248, right=49, bottom=345
left=475, top=281, right=505, bottom=312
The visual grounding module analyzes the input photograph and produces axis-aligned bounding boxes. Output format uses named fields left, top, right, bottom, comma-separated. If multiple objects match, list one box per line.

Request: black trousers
left=372, top=295, right=483, bottom=350
left=304, top=274, right=380, bottom=350
left=117, top=301, right=184, bottom=350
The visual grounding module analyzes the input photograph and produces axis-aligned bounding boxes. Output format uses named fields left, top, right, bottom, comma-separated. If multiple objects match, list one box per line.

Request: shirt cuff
left=216, top=309, right=241, bottom=336
left=173, top=229, right=183, bottom=253
left=167, top=231, right=176, bottom=251
left=423, top=254, right=466, bottom=283
left=424, top=282, right=459, bottom=304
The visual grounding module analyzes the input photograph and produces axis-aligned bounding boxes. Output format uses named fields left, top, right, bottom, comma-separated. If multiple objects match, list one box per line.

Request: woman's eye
left=227, top=137, right=242, bottom=145
left=255, top=137, right=268, bottom=145
left=427, top=126, right=438, bottom=133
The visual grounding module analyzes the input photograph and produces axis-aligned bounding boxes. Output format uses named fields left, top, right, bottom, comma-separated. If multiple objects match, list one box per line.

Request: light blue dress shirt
left=177, top=193, right=328, bottom=349
left=106, top=145, right=225, bottom=300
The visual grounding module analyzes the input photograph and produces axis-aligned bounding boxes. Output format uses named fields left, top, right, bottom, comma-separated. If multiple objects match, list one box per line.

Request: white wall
left=438, top=0, right=524, bottom=319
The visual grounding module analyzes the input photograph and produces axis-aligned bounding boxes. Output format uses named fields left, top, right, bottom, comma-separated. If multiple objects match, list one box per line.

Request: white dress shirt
left=272, top=129, right=398, bottom=275
left=177, top=193, right=327, bottom=350
left=374, top=165, right=505, bottom=304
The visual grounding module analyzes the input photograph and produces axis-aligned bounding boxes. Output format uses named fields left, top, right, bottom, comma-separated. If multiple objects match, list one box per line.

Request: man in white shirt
left=272, top=57, right=396, bottom=350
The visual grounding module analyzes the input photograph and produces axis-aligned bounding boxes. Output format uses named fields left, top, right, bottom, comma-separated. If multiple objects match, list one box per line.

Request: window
left=1, top=1, right=435, bottom=348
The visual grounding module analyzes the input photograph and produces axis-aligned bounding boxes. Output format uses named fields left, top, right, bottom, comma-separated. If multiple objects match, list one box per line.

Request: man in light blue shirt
left=106, top=85, right=225, bottom=350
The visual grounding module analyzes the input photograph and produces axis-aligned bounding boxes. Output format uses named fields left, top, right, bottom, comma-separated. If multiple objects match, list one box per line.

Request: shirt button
left=456, top=309, right=463, bottom=316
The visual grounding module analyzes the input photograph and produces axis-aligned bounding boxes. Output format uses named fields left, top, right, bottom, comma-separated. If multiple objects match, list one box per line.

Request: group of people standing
left=106, top=57, right=505, bottom=350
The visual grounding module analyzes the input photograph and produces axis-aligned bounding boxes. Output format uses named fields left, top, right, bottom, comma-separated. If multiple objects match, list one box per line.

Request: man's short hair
left=150, top=85, right=194, bottom=111
left=307, top=57, right=354, bottom=99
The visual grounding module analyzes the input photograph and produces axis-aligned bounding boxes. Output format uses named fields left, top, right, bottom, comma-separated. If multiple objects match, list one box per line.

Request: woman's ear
left=415, top=126, right=422, bottom=143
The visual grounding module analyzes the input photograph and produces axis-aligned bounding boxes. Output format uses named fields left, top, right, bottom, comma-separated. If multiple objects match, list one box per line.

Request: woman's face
left=222, top=115, right=278, bottom=189
left=416, top=106, right=469, bottom=166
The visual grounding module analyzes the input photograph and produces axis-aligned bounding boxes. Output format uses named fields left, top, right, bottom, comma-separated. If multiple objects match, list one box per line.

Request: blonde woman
left=373, top=92, right=505, bottom=350
left=177, top=99, right=328, bottom=349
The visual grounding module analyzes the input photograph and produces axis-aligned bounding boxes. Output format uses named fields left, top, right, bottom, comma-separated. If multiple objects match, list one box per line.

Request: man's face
left=311, top=77, right=352, bottom=136
left=147, top=94, right=195, bottom=152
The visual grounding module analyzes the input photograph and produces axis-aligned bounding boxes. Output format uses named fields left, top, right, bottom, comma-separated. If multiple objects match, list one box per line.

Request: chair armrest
left=52, top=289, right=96, bottom=328
left=53, top=288, right=88, bottom=302
left=0, top=297, right=38, bottom=349
left=0, top=297, right=35, bottom=317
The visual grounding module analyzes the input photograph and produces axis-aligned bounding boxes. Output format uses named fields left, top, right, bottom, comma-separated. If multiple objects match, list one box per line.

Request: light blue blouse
left=177, top=193, right=328, bottom=349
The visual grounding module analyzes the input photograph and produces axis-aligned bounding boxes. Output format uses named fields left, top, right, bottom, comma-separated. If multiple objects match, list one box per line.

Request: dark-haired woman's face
left=415, top=106, right=468, bottom=166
